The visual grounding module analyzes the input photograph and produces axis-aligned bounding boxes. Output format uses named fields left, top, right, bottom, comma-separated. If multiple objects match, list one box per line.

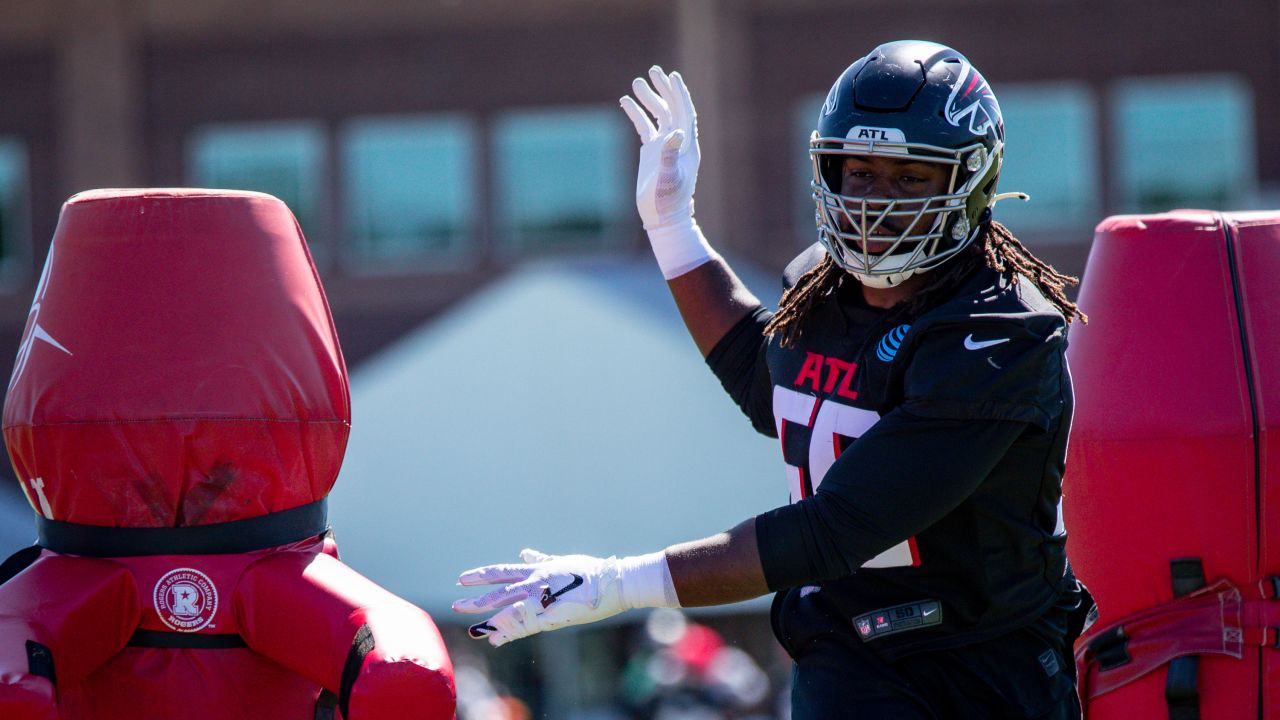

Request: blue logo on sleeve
left=875, top=324, right=911, bottom=362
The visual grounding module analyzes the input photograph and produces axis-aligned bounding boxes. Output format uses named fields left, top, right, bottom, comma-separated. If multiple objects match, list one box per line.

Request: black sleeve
left=753, top=409, right=1026, bottom=590
left=706, top=305, right=777, bottom=437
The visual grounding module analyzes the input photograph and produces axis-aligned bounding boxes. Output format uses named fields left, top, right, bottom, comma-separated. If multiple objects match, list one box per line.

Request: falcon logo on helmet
left=945, top=62, right=1000, bottom=136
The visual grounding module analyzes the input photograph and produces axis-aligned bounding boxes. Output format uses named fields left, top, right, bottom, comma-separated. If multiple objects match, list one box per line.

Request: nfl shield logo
left=855, top=618, right=872, bottom=637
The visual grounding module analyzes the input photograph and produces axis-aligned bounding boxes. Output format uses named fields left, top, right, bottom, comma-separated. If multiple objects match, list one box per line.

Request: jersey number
left=772, top=386, right=919, bottom=568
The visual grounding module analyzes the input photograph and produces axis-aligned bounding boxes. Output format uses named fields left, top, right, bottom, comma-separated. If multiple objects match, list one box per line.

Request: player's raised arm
left=620, top=66, right=762, bottom=357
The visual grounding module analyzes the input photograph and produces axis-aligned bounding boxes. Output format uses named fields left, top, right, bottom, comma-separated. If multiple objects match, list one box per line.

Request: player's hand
left=454, top=549, right=627, bottom=648
left=620, top=66, right=700, bottom=232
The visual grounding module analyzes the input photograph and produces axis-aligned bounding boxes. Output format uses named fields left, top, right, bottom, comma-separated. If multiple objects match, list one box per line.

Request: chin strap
left=990, top=191, right=1030, bottom=207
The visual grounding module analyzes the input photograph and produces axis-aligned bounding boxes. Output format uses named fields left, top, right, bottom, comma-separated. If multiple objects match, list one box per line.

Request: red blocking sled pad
left=0, top=189, right=455, bottom=719
left=1066, top=210, right=1280, bottom=719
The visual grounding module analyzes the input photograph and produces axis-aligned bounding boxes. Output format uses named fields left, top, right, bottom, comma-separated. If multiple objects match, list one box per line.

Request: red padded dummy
left=4, top=188, right=347, bottom=526
left=1066, top=210, right=1280, bottom=719
left=0, top=189, right=455, bottom=719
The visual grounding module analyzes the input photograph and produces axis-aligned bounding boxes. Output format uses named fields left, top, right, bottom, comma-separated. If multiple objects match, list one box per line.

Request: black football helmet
left=811, top=40, right=1014, bottom=287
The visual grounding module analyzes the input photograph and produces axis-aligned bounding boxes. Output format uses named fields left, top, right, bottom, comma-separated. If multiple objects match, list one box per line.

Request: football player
left=455, top=40, right=1085, bottom=718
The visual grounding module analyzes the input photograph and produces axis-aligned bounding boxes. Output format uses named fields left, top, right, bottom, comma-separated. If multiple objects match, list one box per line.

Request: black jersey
left=707, top=244, right=1075, bottom=659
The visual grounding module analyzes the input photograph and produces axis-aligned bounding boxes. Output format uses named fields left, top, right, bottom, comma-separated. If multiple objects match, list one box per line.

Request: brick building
left=0, top=0, right=1275, bottom=370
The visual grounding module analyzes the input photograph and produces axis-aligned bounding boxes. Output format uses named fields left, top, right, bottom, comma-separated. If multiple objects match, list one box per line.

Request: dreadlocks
left=763, top=221, right=1087, bottom=348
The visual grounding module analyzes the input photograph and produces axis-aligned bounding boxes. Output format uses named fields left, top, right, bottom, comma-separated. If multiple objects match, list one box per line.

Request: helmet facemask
left=810, top=133, right=1002, bottom=288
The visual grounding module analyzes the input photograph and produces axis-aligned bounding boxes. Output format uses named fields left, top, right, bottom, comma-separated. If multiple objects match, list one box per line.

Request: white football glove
left=620, top=66, right=717, bottom=279
left=454, top=548, right=677, bottom=648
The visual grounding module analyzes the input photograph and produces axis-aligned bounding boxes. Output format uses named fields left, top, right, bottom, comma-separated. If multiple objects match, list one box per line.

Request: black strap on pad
left=339, top=624, right=375, bottom=720
left=1088, top=625, right=1131, bottom=671
left=314, top=689, right=339, bottom=720
left=26, top=640, right=56, bottom=684
left=128, top=629, right=248, bottom=649
left=1166, top=557, right=1206, bottom=720
left=37, top=498, right=328, bottom=557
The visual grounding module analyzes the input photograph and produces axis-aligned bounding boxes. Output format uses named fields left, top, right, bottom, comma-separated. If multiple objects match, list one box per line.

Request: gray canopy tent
left=328, top=256, right=783, bottom=617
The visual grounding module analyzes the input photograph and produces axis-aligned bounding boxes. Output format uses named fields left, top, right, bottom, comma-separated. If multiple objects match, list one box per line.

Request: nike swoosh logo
left=964, top=334, right=1010, bottom=351
left=468, top=621, right=497, bottom=638
left=922, top=608, right=936, bottom=617
left=540, top=574, right=584, bottom=608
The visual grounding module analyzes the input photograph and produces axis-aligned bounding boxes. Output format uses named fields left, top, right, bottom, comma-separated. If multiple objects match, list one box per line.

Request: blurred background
left=0, top=0, right=1276, bottom=717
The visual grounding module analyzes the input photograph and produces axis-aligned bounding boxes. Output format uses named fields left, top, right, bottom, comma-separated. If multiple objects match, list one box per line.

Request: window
left=342, top=116, right=476, bottom=269
left=493, top=108, right=627, bottom=252
left=188, top=122, right=327, bottom=246
left=1113, top=75, right=1255, bottom=213
left=996, top=83, right=1099, bottom=230
left=0, top=138, right=29, bottom=281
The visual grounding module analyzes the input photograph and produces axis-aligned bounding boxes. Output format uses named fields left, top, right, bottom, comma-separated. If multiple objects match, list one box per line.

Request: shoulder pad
left=899, top=314, right=1067, bottom=430
left=918, top=267, right=1065, bottom=333
left=782, top=243, right=828, bottom=290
